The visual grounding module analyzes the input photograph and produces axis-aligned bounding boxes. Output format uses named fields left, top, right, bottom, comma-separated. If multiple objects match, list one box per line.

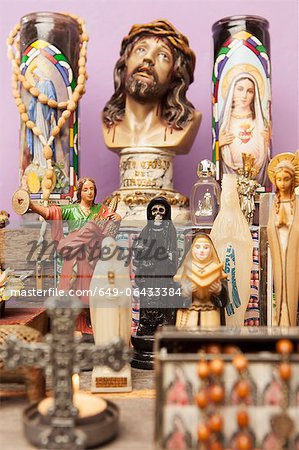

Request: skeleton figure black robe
left=133, top=197, right=178, bottom=336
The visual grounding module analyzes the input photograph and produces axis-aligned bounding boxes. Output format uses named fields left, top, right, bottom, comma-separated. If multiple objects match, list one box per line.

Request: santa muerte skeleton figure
left=133, top=197, right=178, bottom=335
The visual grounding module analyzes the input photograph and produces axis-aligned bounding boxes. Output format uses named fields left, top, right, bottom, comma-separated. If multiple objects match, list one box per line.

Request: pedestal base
left=131, top=334, right=155, bottom=370
left=91, top=364, right=132, bottom=393
left=23, top=400, right=119, bottom=449
left=105, top=190, right=190, bottom=227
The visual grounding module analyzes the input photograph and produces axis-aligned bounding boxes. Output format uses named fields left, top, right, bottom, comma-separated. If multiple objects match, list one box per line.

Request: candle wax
left=38, top=392, right=107, bottom=418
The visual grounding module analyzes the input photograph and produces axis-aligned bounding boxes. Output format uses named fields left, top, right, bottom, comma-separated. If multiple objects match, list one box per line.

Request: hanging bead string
left=232, top=353, right=255, bottom=450
left=208, top=357, right=225, bottom=450
left=196, top=357, right=211, bottom=450
left=273, top=339, right=294, bottom=448
left=7, top=13, right=88, bottom=206
left=196, top=356, right=225, bottom=450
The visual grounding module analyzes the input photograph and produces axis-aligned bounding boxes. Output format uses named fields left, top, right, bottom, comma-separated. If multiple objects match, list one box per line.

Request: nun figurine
left=174, top=233, right=228, bottom=327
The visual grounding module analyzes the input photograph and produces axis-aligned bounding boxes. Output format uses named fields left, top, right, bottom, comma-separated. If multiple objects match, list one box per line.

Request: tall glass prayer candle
left=19, top=12, right=81, bottom=203
left=212, top=15, right=271, bottom=190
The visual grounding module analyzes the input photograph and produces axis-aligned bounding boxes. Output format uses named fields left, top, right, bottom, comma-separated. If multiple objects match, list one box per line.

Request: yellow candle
left=38, top=374, right=107, bottom=418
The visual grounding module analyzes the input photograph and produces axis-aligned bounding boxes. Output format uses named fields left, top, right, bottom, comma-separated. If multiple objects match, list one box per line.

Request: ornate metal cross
left=0, top=295, right=132, bottom=449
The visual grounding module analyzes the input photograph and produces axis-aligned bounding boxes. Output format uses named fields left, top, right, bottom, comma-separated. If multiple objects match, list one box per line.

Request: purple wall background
left=0, top=0, right=298, bottom=217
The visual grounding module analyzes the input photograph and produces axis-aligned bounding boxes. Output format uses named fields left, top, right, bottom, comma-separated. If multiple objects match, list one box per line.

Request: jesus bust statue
left=102, top=19, right=201, bottom=154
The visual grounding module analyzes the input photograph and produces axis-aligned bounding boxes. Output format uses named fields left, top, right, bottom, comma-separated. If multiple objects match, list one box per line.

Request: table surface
left=0, top=368, right=156, bottom=450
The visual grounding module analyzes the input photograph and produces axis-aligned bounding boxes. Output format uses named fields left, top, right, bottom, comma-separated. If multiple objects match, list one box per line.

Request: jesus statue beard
left=125, top=66, right=168, bottom=101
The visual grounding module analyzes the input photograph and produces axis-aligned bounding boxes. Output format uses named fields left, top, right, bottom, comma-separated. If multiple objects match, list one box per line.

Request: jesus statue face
left=125, top=36, right=174, bottom=101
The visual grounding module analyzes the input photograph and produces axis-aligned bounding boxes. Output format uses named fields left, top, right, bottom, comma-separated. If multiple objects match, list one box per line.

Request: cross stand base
left=23, top=401, right=119, bottom=449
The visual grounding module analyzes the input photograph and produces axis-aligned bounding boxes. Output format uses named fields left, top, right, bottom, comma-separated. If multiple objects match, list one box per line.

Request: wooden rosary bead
left=21, top=113, right=29, bottom=122
left=43, top=179, right=53, bottom=190
left=58, top=101, right=68, bottom=109
left=67, top=100, right=77, bottom=112
left=76, top=84, right=85, bottom=94
left=58, top=117, right=66, bottom=128
left=209, top=385, right=224, bottom=404
left=29, top=86, right=39, bottom=97
left=205, top=344, right=221, bottom=354
left=223, top=345, right=239, bottom=355
left=237, top=410, right=249, bottom=428
left=210, top=358, right=225, bottom=377
left=38, top=93, right=48, bottom=104
left=236, top=380, right=250, bottom=399
left=17, top=103, right=26, bottom=113
left=45, top=170, right=54, bottom=179
left=51, top=126, right=61, bottom=137
left=43, top=146, right=53, bottom=160
left=78, top=56, right=86, bottom=67
left=279, top=362, right=292, bottom=381
left=7, top=49, right=14, bottom=60
left=208, top=413, right=223, bottom=432
left=197, top=423, right=210, bottom=442
left=235, top=433, right=252, bottom=450
left=32, top=127, right=41, bottom=136
left=48, top=99, right=58, bottom=108
left=276, top=339, right=294, bottom=355
left=72, top=91, right=80, bottom=103
left=195, top=390, right=209, bottom=409
left=197, top=360, right=210, bottom=379
left=22, top=80, right=31, bottom=90
left=80, top=32, right=89, bottom=42
left=233, top=354, right=248, bottom=373
left=62, top=110, right=72, bottom=119
left=210, top=441, right=223, bottom=450
left=77, top=74, right=86, bottom=85
left=15, top=98, right=22, bottom=106
left=26, top=120, right=35, bottom=129
left=42, top=189, right=51, bottom=200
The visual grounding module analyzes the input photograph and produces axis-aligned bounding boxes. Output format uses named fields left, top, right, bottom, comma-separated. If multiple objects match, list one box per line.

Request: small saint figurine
left=267, top=152, right=299, bottom=326
left=89, top=236, right=132, bottom=392
left=102, top=19, right=201, bottom=152
left=133, top=197, right=178, bottom=336
left=14, top=177, right=122, bottom=333
left=174, top=234, right=228, bottom=327
left=0, top=210, right=10, bottom=228
left=237, top=153, right=260, bottom=225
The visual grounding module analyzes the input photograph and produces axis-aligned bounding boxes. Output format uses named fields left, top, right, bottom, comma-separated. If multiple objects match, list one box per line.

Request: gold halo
left=221, top=64, right=265, bottom=101
left=267, top=152, right=299, bottom=187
